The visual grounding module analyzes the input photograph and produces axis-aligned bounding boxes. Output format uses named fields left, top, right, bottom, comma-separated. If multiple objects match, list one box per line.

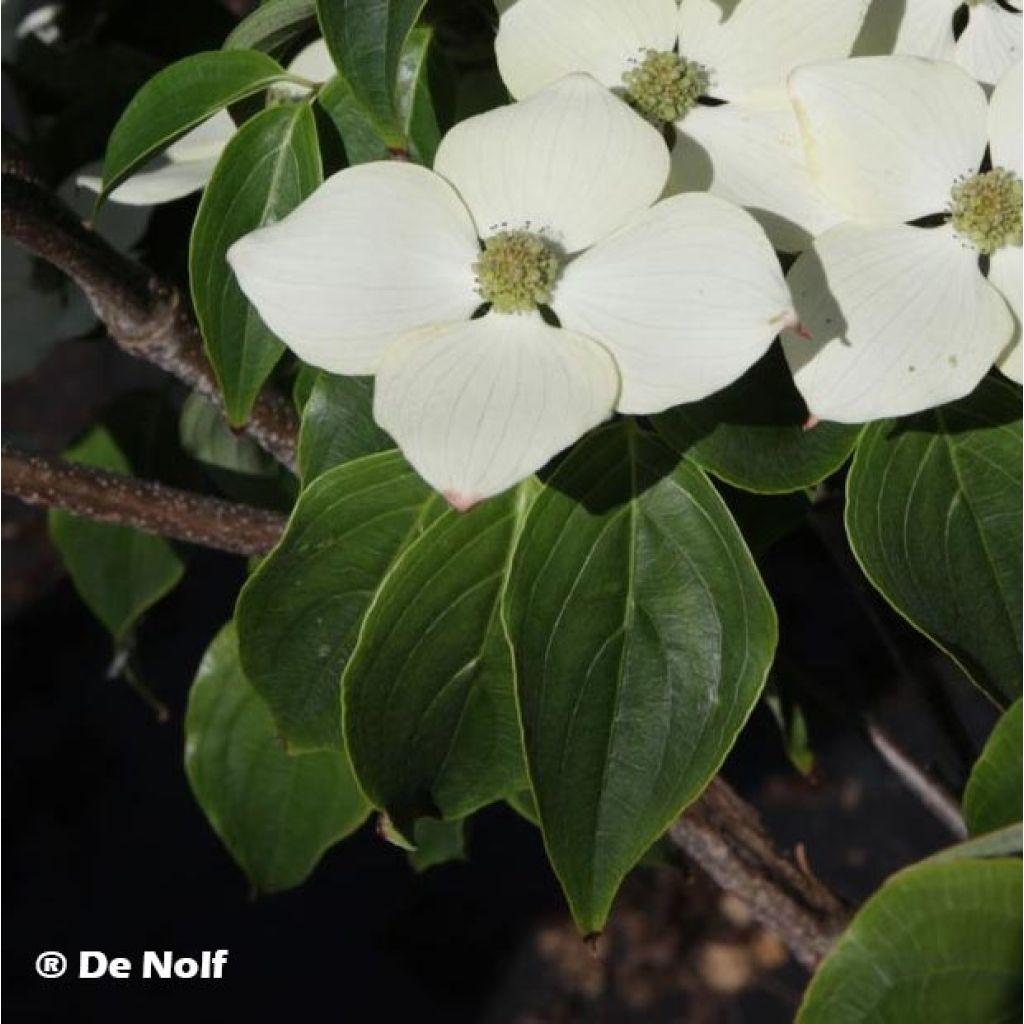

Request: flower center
left=949, top=167, right=1023, bottom=255
left=474, top=230, right=561, bottom=314
left=622, top=49, right=708, bottom=124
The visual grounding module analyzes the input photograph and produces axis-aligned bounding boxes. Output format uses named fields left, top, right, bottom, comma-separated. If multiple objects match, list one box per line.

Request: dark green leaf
left=407, top=818, right=466, bottom=872
left=316, top=26, right=441, bottom=165
left=343, top=484, right=534, bottom=834
left=297, top=373, right=393, bottom=484
left=236, top=451, right=442, bottom=752
left=293, top=363, right=320, bottom=413
left=99, top=51, right=290, bottom=204
left=399, top=27, right=446, bottom=165
left=317, top=75, right=390, bottom=164
left=798, top=858, right=1022, bottom=1023
left=316, top=0, right=427, bottom=147
left=191, top=102, right=322, bottom=425
left=963, top=700, right=1022, bottom=836
left=49, top=426, right=184, bottom=644
left=845, top=376, right=1022, bottom=706
left=506, top=789, right=539, bottom=825
left=185, top=623, right=369, bottom=893
left=654, top=347, right=862, bottom=494
left=506, top=422, right=777, bottom=932
left=224, top=0, right=318, bottom=57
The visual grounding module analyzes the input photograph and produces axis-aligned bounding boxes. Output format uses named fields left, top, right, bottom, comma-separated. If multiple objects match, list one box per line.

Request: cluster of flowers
left=116, top=1, right=1024, bottom=508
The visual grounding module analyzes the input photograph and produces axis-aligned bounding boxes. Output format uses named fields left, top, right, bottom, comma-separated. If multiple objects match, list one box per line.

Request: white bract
left=494, top=0, right=872, bottom=252
left=77, top=40, right=336, bottom=206
left=856, top=0, right=1022, bottom=87
left=781, top=57, right=1022, bottom=423
left=228, top=75, right=793, bottom=507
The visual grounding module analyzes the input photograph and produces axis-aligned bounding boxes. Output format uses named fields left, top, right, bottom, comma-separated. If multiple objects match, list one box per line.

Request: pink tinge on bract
left=802, top=413, right=821, bottom=432
left=444, top=490, right=482, bottom=513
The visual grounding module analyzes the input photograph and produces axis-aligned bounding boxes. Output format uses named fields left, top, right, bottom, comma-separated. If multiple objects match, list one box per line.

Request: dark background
left=2, top=2, right=998, bottom=1021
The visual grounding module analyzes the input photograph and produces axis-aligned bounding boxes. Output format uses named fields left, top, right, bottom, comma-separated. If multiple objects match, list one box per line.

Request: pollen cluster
left=474, top=230, right=561, bottom=314
left=950, top=167, right=1023, bottom=255
left=622, top=49, right=708, bottom=124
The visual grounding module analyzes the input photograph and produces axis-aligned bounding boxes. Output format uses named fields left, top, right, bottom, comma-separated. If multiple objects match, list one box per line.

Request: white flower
left=856, top=0, right=1022, bottom=88
left=781, top=57, right=1022, bottom=423
left=77, top=39, right=336, bottom=206
left=227, top=75, right=793, bottom=507
left=493, top=0, right=872, bottom=251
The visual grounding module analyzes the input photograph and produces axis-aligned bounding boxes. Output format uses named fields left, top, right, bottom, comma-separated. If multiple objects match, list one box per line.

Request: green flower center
left=474, top=230, right=561, bottom=314
left=622, top=49, right=708, bottom=124
left=950, top=167, right=1023, bottom=255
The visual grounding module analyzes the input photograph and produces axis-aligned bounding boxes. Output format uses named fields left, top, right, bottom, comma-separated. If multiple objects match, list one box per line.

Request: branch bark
left=2, top=447, right=286, bottom=557
left=670, top=778, right=849, bottom=971
left=1, top=167, right=299, bottom=471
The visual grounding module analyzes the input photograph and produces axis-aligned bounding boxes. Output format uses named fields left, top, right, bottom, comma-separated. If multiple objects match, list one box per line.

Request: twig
left=1, top=167, right=299, bottom=471
left=669, top=779, right=849, bottom=971
left=2, top=447, right=286, bottom=556
left=863, top=716, right=967, bottom=839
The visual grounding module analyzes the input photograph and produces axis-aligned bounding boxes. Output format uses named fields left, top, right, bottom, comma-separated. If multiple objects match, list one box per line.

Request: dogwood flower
left=228, top=75, right=793, bottom=507
left=493, top=0, right=871, bottom=251
left=856, top=0, right=1022, bottom=87
left=781, top=57, right=1022, bottom=423
left=77, top=39, right=336, bottom=206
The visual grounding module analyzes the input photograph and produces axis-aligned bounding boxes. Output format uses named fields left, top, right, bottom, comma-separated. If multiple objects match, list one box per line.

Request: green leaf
left=190, top=101, right=322, bottom=425
left=399, top=27, right=447, bottom=165
left=926, top=823, right=1022, bottom=864
left=316, top=26, right=441, bottom=165
left=98, top=51, right=290, bottom=204
left=180, top=391, right=278, bottom=476
left=506, top=789, right=539, bottom=825
left=407, top=818, right=466, bottom=873
left=963, top=700, right=1022, bottom=836
left=293, top=363, right=320, bottom=413
left=224, top=0, right=318, bottom=56
left=845, top=376, right=1022, bottom=706
left=505, top=422, right=777, bottom=933
left=316, top=0, right=427, bottom=147
left=317, top=75, right=390, bottom=164
left=297, top=373, right=393, bottom=484
left=798, top=858, right=1022, bottom=1024
left=49, top=426, right=184, bottom=644
left=236, top=451, right=442, bottom=752
left=654, top=347, right=862, bottom=494
left=343, top=483, right=534, bottom=835
left=185, top=623, right=369, bottom=893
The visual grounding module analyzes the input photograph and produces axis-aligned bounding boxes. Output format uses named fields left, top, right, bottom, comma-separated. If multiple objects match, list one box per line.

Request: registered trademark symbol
left=35, top=951, right=67, bottom=979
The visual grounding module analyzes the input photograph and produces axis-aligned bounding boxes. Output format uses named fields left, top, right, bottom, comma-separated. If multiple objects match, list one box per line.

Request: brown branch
left=1, top=167, right=299, bottom=471
left=2, top=447, right=286, bottom=557
left=670, top=779, right=849, bottom=971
